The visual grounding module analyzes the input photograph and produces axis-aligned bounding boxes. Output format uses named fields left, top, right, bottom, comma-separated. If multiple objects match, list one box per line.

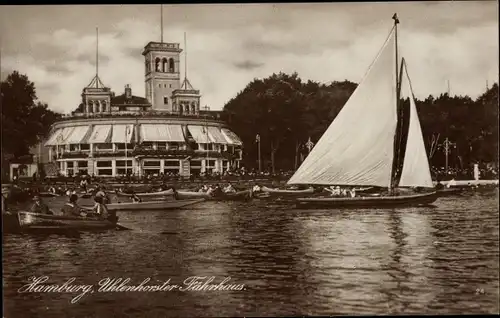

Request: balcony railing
left=59, top=111, right=223, bottom=122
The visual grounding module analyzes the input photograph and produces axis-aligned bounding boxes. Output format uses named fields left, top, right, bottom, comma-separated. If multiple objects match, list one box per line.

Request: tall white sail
left=288, top=28, right=398, bottom=187
left=398, top=62, right=434, bottom=188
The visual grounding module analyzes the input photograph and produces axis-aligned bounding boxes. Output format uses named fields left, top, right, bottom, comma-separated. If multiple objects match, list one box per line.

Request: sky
left=0, top=2, right=498, bottom=113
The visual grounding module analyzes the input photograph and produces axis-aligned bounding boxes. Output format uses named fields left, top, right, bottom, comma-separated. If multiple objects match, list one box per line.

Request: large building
left=41, top=40, right=243, bottom=178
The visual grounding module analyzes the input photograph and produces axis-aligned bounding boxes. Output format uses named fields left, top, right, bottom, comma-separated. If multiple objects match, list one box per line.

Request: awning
left=141, top=124, right=185, bottom=142
left=88, top=125, right=112, bottom=143
left=187, top=125, right=213, bottom=144
left=56, top=127, right=76, bottom=145
left=207, top=127, right=228, bottom=144
left=111, top=124, right=134, bottom=143
left=65, top=126, right=91, bottom=144
left=221, top=128, right=242, bottom=145
left=44, top=129, right=62, bottom=146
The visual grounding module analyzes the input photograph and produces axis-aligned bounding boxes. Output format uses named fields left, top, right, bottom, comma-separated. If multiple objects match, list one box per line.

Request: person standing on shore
left=2, top=186, right=11, bottom=214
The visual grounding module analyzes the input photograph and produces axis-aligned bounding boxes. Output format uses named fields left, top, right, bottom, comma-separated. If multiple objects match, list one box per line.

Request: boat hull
left=11, top=211, right=118, bottom=232
left=176, top=190, right=252, bottom=201
left=107, top=198, right=204, bottom=211
left=115, top=189, right=175, bottom=198
left=295, top=191, right=439, bottom=209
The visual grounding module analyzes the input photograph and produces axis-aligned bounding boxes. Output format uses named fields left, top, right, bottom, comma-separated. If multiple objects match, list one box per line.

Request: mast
left=184, top=32, right=187, bottom=85
left=390, top=13, right=400, bottom=191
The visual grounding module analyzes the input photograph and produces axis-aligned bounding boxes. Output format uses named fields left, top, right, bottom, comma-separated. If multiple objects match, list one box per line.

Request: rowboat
left=39, top=192, right=60, bottom=197
left=115, top=189, right=175, bottom=198
left=176, top=190, right=252, bottom=201
left=176, top=191, right=211, bottom=200
left=436, top=187, right=463, bottom=196
left=106, top=198, right=204, bottom=211
left=259, top=186, right=315, bottom=196
left=288, top=14, right=438, bottom=208
left=15, top=211, right=118, bottom=231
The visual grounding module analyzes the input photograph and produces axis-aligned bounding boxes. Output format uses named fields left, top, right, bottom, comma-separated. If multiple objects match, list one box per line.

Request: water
left=3, top=191, right=499, bottom=317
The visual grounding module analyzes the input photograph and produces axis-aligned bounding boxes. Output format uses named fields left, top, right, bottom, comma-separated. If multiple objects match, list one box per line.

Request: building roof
left=111, top=94, right=151, bottom=106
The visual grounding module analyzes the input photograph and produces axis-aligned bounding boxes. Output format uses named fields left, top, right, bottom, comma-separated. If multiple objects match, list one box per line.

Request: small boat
left=15, top=211, right=118, bottom=231
left=106, top=198, right=204, bottom=211
left=437, top=187, right=463, bottom=196
left=211, top=190, right=253, bottom=201
left=297, top=191, right=439, bottom=209
left=176, top=190, right=252, bottom=201
left=39, top=192, right=59, bottom=197
left=115, top=189, right=175, bottom=198
left=259, top=186, right=315, bottom=196
left=287, top=14, right=439, bottom=209
left=176, top=191, right=211, bottom=200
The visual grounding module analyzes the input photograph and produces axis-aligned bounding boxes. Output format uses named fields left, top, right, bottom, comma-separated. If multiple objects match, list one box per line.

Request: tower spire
left=161, top=4, right=164, bottom=43
left=184, top=31, right=187, bottom=82
left=86, top=26, right=104, bottom=89
left=96, top=26, right=99, bottom=88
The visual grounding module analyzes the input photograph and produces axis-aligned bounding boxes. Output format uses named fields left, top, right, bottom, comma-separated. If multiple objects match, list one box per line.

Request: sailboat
left=289, top=14, right=439, bottom=208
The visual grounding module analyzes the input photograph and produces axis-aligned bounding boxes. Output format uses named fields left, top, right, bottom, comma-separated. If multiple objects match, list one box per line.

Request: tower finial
left=161, top=4, right=164, bottom=43
left=184, top=31, right=187, bottom=84
left=96, top=26, right=99, bottom=88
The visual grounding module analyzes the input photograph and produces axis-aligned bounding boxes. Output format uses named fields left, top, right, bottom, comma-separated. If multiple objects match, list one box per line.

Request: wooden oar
left=115, top=223, right=131, bottom=231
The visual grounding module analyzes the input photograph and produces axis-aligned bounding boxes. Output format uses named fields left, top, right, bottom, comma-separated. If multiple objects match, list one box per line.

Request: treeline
left=222, top=72, right=498, bottom=172
left=1, top=71, right=62, bottom=172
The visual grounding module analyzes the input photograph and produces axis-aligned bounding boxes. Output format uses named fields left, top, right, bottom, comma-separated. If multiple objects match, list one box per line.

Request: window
left=168, top=58, right=175, bottom=72
left=67, top=162, right=74, bottom=168
left=97, top=169, right=112, bottom=176
left=77, top=161, right=88, bottom=168
left=155, top=57, right=161, bottom=72
left=69, top=144, right=79, bottom=151
left=169, top=84, right=172, bottom=88
left=190, top=160, right=202, bottom=168
left=206, top=143, right=213, bottom=151
left=115, top=143, right=132, bottom=150
left=165, top=160, right=179, bottom=167
left=96, top=161, right=112, bottom=168
left=80, top=144, right=90, bottom=151
left=162, top=58, right=168, bottom=72
left=142, top=142, right=153, bottom=150
left=168, top=142, right=179, bottom=150
left=144, top=161, right=160, bottom=167
left=206, top=160, right=215, bottom=167
left=115, top=160, right=132, bottom=167
left=159, top=84, right=161, bottom=88
left=164, top=97, right=169, bottom=105
left=95, top=143, right=113, bottom=151
left=116, top=168, right=133, bottom=175
left=157, top=142, right=167, bottom=150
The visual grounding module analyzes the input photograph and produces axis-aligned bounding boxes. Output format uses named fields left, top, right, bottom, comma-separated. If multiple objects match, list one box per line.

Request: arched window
left=95, top=100, right=100, bottom=113
left=185, top=104, right=190, bottom=114
left=162, top=58, right=168, bottom=72
left=155, top=58, right=161, bottom=72
left=88, top=101, right=94, bottom=113
left=191, top=102, right=196, bottom=114
left=145, top=59, right=150, bottom=73
left=173, top=104, right=177, bottom=112
left=102, top=100, right=107, bottom=112
left=169, top=58, right=175, bottom=73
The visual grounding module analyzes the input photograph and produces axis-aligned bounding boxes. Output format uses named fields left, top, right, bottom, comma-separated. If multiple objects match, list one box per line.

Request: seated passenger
left=61, top=194, right=88, bottom=217
left=30, top=196, right=54, bottom=215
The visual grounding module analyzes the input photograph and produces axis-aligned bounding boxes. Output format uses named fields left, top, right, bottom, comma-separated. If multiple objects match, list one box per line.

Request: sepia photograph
left=1, top=2, right=498, bottom=317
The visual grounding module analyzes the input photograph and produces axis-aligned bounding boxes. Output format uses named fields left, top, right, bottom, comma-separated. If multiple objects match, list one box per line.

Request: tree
left=1, top=71, right=61, bottom=158
left=223, top=70, right=497, bottom=174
